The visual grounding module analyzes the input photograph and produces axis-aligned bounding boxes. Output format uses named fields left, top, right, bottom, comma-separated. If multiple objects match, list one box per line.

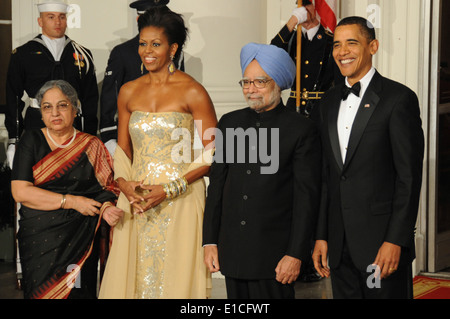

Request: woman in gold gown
left=99, top=6, right=217, bottom=299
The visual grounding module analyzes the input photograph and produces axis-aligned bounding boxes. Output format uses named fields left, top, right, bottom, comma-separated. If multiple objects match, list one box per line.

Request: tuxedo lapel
left=327, top=88, right=344, bottom=171
left=344, top=72, right=382, bottom=169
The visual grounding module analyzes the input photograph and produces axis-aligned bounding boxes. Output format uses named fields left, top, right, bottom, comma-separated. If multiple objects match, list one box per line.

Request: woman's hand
left=139, top=184, right=167, bottom=212
left=65, top=194, right=102, bottom=216
left=116, top=178, right=147, bottom=214
left=116, top=178, right=167, bottom=214
left=103, top=206, right=124, bottom=227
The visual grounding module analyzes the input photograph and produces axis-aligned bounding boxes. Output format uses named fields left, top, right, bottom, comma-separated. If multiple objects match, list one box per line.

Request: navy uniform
left=99, top=35, right=146, bottom=145
left=99, top=0, right=184, bottom=151
left=5, top=35, right=98, bottom=142
left=270, top=0, right=342, bottom=282
left=271, top=1, right=343, bottom=118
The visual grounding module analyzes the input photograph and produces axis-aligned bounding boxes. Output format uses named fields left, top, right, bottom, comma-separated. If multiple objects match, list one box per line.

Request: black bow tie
left=341, top=82, right=361, bottom=101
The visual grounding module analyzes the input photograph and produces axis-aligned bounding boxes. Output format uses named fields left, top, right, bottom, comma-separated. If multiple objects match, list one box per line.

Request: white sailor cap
left=37, top=0, right=69, bottom=13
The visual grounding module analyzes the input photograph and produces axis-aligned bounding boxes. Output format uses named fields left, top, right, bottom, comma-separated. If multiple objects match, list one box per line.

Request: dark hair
left=138, top=6, right=188, bottom=63
left=336, top=16, right=376, bottom=42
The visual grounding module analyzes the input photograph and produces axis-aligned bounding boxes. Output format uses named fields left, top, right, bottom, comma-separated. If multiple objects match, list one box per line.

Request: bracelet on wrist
left=60, top=194, right=67, bottom=209
left=162, top=177, right=189, bottom=200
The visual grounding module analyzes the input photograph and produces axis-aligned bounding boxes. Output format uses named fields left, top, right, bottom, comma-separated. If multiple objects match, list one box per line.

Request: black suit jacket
left=316, top=71, right=424, bottom=271
left=203, top=103, right=321, bottom=280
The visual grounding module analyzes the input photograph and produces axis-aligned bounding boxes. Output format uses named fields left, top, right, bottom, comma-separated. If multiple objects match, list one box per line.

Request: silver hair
left=35, top=80, right=81, bottom=113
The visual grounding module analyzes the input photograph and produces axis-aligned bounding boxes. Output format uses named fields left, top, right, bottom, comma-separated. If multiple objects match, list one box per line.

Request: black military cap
left=129, top=0, right=169, bottom=10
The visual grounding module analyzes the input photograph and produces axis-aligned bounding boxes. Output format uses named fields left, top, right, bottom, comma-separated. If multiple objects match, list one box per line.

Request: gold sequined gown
left=99, top=112, right=212, bottom=299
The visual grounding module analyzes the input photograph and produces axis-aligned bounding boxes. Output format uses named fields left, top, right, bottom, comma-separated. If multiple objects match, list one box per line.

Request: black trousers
left=330, top=241, right=413, bottom=299
left=225, top=277, right=295, bottom=299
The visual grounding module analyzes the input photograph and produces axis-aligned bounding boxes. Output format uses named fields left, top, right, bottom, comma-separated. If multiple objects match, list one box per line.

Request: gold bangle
left=60, top=194, right=66, bottom=209
left=169, top=181, right=179, bottom=198
left=162, top=183, right=171, bottom=199
left=180, top=177, right=188, bottom=193
left=174, top=179, right=183, bottom=195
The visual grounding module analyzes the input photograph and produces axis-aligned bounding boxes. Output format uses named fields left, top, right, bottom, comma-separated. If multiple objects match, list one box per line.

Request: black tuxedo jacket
left=316, top=71, right=424, bottom=271
left=203, top=103, right=321, bottom=280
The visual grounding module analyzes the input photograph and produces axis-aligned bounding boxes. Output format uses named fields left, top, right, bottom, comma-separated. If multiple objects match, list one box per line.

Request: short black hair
left=336, top=16, right=376, bottom=42
left=138, top=6, right=188, bottom=62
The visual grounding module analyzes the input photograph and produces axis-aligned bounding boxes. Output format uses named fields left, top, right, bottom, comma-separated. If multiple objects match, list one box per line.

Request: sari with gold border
left=12, top=129, right=118, bottom=299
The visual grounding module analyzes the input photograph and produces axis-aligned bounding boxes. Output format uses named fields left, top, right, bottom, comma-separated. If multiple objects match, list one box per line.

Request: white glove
left=105, top=139, right=117, bottom=157
left=292, top=6, right=308, bottom=25
left=6, top=144, right=15, bottom=170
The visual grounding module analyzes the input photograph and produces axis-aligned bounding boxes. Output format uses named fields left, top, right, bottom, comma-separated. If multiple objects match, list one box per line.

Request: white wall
left=67, top=0, right=269, bottom=120
left=6, top=0, right=429, bottom=121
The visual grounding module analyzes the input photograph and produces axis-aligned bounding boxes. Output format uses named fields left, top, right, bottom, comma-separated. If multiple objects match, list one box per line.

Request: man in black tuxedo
left=312, top=17, right=424, bottom=299
left=202, top=43, right=321, bottom=299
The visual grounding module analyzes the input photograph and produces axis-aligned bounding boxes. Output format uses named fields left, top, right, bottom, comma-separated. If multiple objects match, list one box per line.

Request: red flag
left=314, top=0, right=338, bottom=33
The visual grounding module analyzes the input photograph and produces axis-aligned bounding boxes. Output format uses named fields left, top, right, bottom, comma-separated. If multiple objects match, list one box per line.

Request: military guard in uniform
left=271, top=0, right=343, bottom=118
left=5, top=0, right=98, bottom=168
left=99, top=0, right=184, bottom=155
left=271, top=0, right=342, bottom=282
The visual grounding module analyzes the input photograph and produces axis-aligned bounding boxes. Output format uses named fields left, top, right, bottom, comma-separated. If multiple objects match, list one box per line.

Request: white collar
left=345, top=67, right=376, bottom=99
left=41, top=34, right=66, bottom=61
left=302, top=24, right=320, bottom=41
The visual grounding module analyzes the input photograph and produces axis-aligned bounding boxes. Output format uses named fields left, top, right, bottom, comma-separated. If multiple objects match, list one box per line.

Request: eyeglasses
left=238, top=79, right=273, bottom=89
left=41, top=102, right=71, bottom=113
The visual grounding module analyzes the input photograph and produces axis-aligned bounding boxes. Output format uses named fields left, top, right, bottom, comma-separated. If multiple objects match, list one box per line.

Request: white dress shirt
left=337, top=67, right=376, bottom=163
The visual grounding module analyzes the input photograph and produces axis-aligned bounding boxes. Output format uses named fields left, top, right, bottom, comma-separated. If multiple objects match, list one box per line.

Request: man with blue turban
left=203, top=43, right=322, bottom=299
left=240, top=42, right=297, bottom=92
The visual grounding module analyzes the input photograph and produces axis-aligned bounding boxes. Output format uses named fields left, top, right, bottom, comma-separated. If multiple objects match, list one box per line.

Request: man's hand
left=312, top=240, right=330, bottom=278
left=275, top=256, right=301, bottom=285
left=204, top=245, right=220, bottom=273
left=373, top=242, right=401, bottom=280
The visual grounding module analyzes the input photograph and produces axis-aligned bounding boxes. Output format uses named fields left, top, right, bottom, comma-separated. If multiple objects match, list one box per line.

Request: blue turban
left=240, top=43, right=296, bottom=91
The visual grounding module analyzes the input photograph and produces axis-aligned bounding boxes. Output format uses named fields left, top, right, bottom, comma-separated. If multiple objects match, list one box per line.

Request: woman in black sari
left=11, top=80, right=123, bottom=299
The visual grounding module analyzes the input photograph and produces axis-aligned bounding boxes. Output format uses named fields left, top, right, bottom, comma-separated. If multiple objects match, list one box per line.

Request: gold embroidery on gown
left=99, top=112, right=211, bottom=299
